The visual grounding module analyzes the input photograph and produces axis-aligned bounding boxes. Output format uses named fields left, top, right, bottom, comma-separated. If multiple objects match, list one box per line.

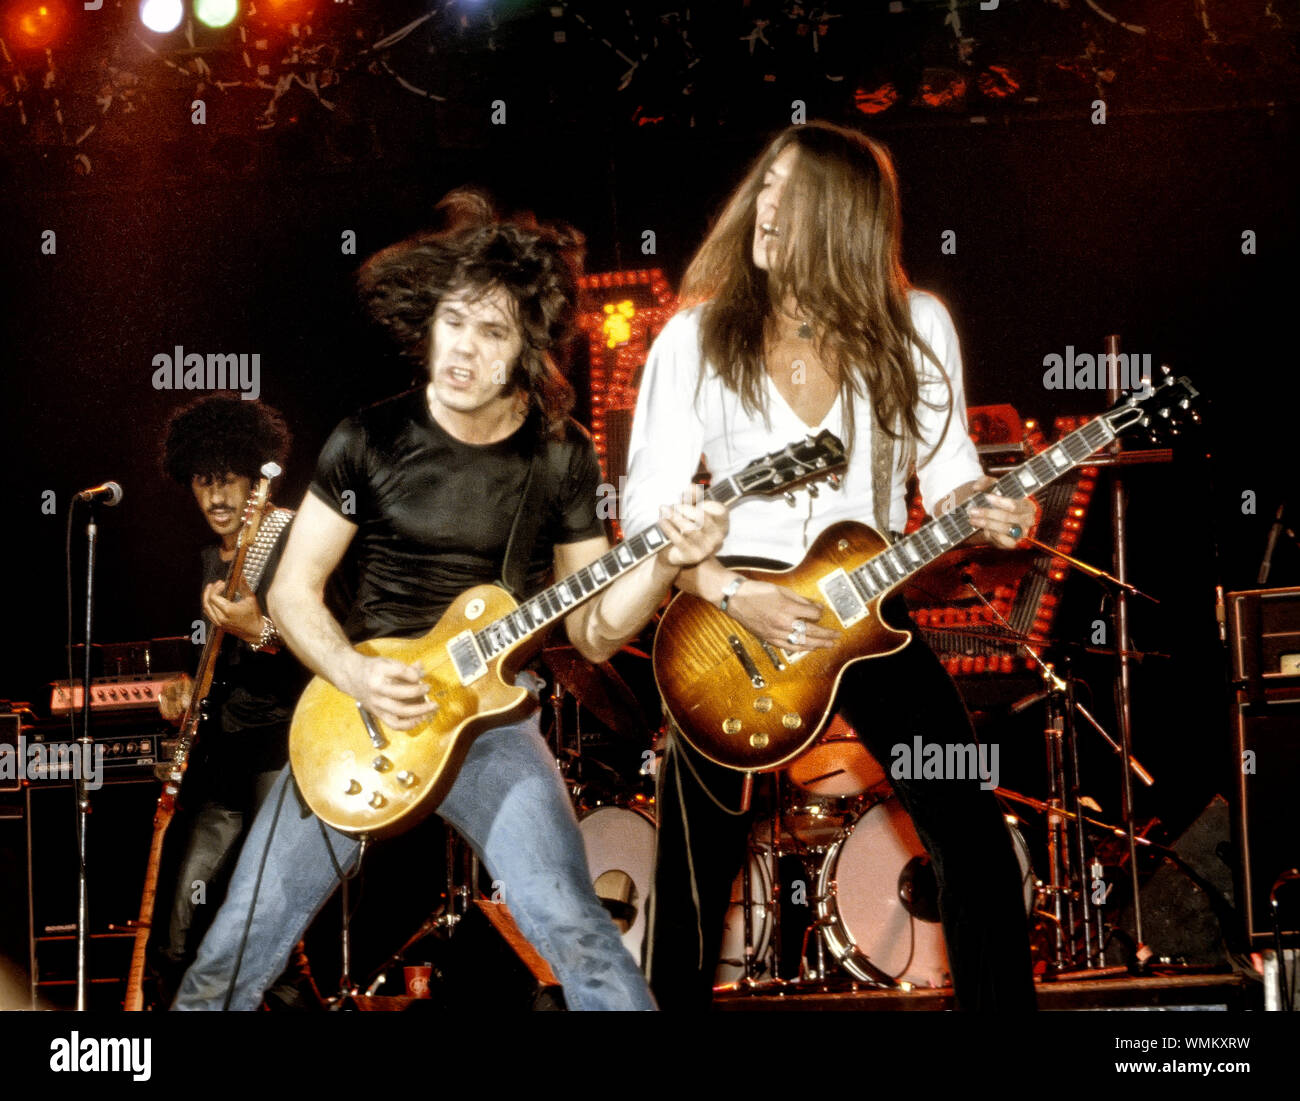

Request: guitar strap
left=500, top=432, right=564, bottom=599
left=869, top=413, right=895, bottom=541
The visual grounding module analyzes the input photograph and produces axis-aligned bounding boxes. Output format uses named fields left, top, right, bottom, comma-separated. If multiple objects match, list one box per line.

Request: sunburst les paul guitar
left=654, top=375, right=1200, bottom=773
left=123, top=462, right=287, bottom=1011
left=289, top=431, right=848, bottom=838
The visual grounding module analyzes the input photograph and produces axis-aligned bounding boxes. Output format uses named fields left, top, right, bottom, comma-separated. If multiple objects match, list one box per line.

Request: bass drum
left=714, top=848, right=774, bottom=986
left=815, top=799, right=1034, bottom=988
left=578, top=805, right=657, bottom=962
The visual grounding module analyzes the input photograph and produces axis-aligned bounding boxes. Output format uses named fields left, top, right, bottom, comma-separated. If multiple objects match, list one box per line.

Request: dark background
left=0, top=0, right=1296, bottom=1000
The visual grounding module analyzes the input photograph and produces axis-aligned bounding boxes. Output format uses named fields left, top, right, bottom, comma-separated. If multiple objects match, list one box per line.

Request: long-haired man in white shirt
left=624, top=121, right=1038, bottom=1010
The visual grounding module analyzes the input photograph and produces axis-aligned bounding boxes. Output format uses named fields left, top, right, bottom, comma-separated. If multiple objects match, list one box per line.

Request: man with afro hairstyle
left=155, top=392, right=320, bottom=1010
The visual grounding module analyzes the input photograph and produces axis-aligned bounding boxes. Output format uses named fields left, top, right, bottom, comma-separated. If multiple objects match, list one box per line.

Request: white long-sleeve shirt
left=623, top=291, right=982, bottom=565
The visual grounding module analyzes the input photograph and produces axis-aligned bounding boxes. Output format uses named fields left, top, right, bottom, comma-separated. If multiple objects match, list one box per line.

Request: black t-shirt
left=196, top=527, right=309, bottom=780
left=309, top=389, right=605, bottom=642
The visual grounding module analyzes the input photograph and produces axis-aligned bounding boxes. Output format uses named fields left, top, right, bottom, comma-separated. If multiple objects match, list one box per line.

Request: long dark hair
left=357, top=189, right=585, bottom=438
left=682, top=122, right=953, bottom=466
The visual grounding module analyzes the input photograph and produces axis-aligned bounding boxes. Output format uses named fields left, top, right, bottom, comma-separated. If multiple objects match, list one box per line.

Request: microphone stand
left=75, top=498, right=101, bottom=1011
left=1106, top=335, right=1147, bottom=968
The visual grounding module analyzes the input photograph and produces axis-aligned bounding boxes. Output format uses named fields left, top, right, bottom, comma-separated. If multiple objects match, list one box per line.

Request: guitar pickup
left=818, top=568, right=868, bottom=628
left=727, top=635, right=766, bottom=689
left=448, top=630, right=487, bottom=686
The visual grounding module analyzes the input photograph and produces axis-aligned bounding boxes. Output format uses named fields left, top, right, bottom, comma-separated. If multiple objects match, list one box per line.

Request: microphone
left=76, top=481, right=123, bottom=506
left=1258, top=503, right=1285, bottom=586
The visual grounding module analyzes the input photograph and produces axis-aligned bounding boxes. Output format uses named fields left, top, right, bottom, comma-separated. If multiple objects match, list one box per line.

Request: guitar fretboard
left=848, top=416, right=1116, bottom=602
left=470, top=476, right=746, bottom=660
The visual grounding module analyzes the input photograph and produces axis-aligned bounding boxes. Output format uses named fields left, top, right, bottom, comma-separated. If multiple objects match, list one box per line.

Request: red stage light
left=7, top=0, right=68, bottom=50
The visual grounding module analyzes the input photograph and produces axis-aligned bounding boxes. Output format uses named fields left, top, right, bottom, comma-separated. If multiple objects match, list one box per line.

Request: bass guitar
left=288, top=431, right=848, bottom=838
left=653, top=375, right=1199, bottom=772
left=123, top=462, right=288, bottom=1010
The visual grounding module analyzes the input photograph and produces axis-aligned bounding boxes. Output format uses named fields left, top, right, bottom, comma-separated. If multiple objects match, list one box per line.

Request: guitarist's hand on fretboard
left=724, top=579, right=838, bottom=652
left=201, top=580, right=265, bottom=644
left=956, top=475, right=1040, bottom=550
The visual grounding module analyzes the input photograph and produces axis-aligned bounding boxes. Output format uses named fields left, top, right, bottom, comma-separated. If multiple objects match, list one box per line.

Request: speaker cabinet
left=23, top=777, right=157, bottom=1009
left=1233, top=693, right=1300, bottom=948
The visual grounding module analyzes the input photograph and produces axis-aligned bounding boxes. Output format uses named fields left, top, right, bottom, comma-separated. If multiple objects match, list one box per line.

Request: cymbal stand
left=360, top=829, right=477, bottom=997
left=965, top=582, right=1140, bottom=970
left=328, top=835, right=369, bottom=1010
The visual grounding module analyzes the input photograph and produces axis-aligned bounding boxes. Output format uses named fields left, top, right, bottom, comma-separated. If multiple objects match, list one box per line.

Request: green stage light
left=195, top=0, right=239, bottom=29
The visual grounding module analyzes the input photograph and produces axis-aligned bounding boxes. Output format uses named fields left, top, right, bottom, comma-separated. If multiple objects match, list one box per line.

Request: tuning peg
left=784, top=492, right=797, bottom=507
left=827, top=474, right=842, bottom=490
left=807, top=484, right=819, bottom=498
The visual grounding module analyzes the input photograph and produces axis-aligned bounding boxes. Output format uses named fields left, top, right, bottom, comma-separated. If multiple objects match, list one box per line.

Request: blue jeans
left=173, top=693, right=655, bottom=1011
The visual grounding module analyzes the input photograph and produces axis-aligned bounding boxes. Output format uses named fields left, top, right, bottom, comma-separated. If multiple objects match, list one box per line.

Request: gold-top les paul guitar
left=123, top=462, right=285, bottom=1011
left=654, top=375, right=1200, bottom=773
left=289, top=431, right=847, bottom=838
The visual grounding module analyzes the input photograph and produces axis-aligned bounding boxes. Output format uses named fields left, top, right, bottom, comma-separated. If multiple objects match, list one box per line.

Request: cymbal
left=541, top=645, right=650, bottom=738
left=901, top=544, right=1039, bottom=605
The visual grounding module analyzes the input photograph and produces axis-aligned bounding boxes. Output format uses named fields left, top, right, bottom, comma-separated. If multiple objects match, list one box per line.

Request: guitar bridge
left=356, top=703, right=387, bottom=749
left=757, top=639, right=786, bottom=671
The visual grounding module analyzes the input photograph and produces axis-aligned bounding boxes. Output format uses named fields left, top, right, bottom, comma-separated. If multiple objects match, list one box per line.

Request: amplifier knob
left=125, top=742, right=136, bottom=753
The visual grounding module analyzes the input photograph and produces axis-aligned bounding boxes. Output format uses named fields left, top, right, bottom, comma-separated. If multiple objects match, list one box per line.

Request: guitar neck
left=849, top=416, right=1118, bottom=600
left=470, top=477, right=747, bottom=663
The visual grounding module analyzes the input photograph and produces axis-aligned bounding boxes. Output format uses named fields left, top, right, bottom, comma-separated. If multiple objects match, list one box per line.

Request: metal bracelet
left=719, top=575, right=745, bottom=614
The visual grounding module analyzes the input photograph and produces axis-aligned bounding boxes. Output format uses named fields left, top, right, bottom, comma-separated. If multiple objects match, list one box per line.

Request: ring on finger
left=1009, top=523, right=1023, bottom=540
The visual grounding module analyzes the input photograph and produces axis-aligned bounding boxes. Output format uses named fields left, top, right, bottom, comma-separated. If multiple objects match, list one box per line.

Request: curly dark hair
left=357, top=188, right=585, bottom=437
left=161, top=393, right=292, bottom=485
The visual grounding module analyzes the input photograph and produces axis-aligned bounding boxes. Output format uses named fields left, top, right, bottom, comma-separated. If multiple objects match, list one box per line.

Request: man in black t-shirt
left=174, top=195, right=727, bottom=1011
left=156, top=394, right=320, bottom=1009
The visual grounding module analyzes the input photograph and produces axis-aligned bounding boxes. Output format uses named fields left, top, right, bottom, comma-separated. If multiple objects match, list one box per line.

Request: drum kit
left=549, top=651, right=1043, bottom=995
left=714, top=719, right=1037, bottom=992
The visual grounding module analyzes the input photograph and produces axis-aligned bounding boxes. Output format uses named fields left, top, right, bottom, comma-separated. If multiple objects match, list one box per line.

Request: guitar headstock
left=1104, top=373, right=1201, bottom=443
left=236, top=461, right=282, bottom=551
left=733, top=430, right=848, bottom=498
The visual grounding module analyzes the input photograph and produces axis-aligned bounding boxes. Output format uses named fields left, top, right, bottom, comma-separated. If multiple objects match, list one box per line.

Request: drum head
left=821, top=799, right=951, bottom=988
left=787, top=716, right=887, bottom=798
left=579, top=806, right=657, bottom=961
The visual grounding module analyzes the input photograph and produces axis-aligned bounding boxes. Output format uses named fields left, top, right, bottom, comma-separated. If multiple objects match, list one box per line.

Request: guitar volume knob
left=372, top=756, right=392, bottom=772
left=344, top=780, right=362, bottom=796
left=368, top=792, right=386, bottom=808
left=396, top=771, right=417, bottom=786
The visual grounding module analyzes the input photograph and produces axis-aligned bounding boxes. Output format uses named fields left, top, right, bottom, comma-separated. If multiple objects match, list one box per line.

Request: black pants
left=646, top=621, right=1037, bottom=1012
